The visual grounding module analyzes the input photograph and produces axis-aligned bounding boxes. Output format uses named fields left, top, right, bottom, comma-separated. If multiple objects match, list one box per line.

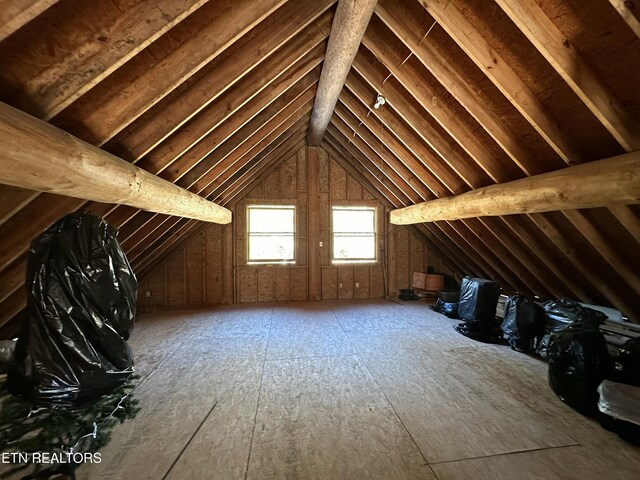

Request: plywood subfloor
left=74, top=300, right=640, bottom=479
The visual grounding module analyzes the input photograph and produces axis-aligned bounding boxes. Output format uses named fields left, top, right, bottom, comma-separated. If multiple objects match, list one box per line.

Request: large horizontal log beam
left=306, top=0, right=377, bottom=145
left=0, top=102, right=231, bottom=224
left=390, top=151, right=640, bottom=225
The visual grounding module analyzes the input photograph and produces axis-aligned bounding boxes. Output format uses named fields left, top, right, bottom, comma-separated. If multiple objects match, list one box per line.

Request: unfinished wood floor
left=78, top=300, right=640, bottom=479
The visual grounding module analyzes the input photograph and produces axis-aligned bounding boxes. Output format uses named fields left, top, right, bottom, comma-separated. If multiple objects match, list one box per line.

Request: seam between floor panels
left=326, top=302, right=441, bottom=479
left=243, top=302, right=275, bottom=480
left=161, top=402, right=219, bottom=480
left=429, top=442, right=582, bottom=466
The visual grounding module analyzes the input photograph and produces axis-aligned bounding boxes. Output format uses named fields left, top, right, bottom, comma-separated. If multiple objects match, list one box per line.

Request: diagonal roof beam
left=0, top=102, right=231, bottom=224
left=391, top=151, right=640, bottom=224
left=494, top=0, right=640, bottom=151
left=307, top=0, right=377, bottom=145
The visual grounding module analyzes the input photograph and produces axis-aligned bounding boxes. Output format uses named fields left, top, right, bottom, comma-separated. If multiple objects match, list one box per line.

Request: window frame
left=330, top=204, right=378, bottom=264
left=246, top=204, right=296, bottom=265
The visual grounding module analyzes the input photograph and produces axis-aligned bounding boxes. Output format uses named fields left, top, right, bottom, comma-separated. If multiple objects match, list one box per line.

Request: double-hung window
left=247, top=205, right=295, bottom=264
left=331, top=206, right=376, bottom=263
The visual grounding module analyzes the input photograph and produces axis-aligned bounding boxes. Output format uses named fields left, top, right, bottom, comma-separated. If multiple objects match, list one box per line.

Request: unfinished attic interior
left=1, top=0, right=640, bottom=478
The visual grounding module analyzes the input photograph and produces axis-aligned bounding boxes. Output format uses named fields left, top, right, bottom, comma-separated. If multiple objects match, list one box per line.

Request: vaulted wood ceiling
left=0, top=0, right=639, bottom=335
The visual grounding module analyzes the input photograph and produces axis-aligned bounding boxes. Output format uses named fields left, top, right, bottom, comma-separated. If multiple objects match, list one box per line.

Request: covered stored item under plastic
left=537, top=299, right=607, bottom=360
left=597, top=380, right=640, bottom=445
left=457, top=277, right=500, bottom=324
left=500, top=294, right=544, bottom=352
left=7, top=212, right=137, bottom=409
left=547, top=323, right=611, bottom=416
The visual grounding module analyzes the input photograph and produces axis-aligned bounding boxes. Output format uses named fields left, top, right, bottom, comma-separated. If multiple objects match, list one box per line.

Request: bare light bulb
left=373, top=94, right=386, bottom=109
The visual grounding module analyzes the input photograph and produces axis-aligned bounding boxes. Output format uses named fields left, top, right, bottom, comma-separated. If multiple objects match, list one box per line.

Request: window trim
left=330, top=205, right=377, bottom=264
left=246, top=204, right=296, bottom=265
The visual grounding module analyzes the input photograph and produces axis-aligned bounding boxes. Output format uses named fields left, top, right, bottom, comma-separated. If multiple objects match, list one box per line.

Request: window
left=247, top=205, right=295, bottom=264
left=332, top=206, right=376, bottom=263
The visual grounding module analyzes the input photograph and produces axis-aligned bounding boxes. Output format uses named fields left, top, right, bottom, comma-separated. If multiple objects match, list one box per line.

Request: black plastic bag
left=537, top=299, right=607, bottom=360
left=457, top=277, right=500, bottom=324
left=432, top=299, right=458, bottom=319
left=454, top=321, right=506, bottom=345
left=614, top=338, right=640, bottom=386
left=7, top=212, right=137, bottom=409
left=500, top=294, right=544, bottom=352
left=547, top=323, right=611, bottom=416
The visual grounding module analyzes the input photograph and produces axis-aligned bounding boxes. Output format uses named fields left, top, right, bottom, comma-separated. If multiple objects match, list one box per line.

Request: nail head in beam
left=307, top=0, right=377, bottom=145
left=0, top=102, right=232, bottom=224
left=390, top=151, right=640, bottom=225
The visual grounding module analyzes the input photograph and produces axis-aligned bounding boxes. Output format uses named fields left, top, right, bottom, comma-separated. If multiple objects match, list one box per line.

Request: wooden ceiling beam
left=323, top=132, right=401, bottom=207
left=358, top=37, right=517, bottom=182
left=59, top=0, right=288, bottom=144
left=0, top=0, right=59, bottom=42
left=107, top=0, right=333, bottom=159
left=391, top=151, right=640, bottom=224
left=0, top=102, right=232, bottom=224
left=2, top=0, right=209, bottom=119
left=347, top=65, right=489, bottom=189
left=608, top=0, right=640, bottom=38
left=147, top=53, right=323, bottom=186
left=529, top=212, right=639, bottom=319
left=198, top=105, right=314, bottom=197
left=342, top=78, right=465, bottom=194
left=217, top=129, right=308, bottom=205
left=561, top=209, right=640, bottom=295
left=414, top=0, right=580, bottom=166
left=307, top=0, right=377, bottom=145
left=333, top=103, right=434, bottom=200
left=372, top=8, right=548, bottom=177
left=495, top=0, right=640, bottom=151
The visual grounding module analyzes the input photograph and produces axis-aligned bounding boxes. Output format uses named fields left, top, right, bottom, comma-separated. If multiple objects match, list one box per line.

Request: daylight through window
left=247, top=205, right=295, bottom=263
left=332, top=206, right=376, bottom=263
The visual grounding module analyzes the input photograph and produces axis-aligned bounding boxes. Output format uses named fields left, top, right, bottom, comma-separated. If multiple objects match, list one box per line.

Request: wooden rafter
left=414, top=0, right=580, bottom=166
left=0, top=102, right=232, bottom=224
left=307, top=0, right=377, bottom=145
left=494, top=0, right=640, bottom=151
left=390, top=151, right=640, bottom=224
left=0, top=0, right=59, bottom=41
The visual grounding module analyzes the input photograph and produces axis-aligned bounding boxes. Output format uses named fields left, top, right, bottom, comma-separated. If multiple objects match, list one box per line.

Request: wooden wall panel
left=257, top=268, right=275, bottom=302
left=205, top=225, right=224, bottom=304
left=290, top=267, right=308, bottom=301
left=239, top=268, right=257, bottom=303
left=338, top=266, right=354, bottom=299
left=166, top=252, right=185, bottom=309
left=185, top=232, right=204, bottom=306
left=354, top=266, right=370, bottom=298
left=321, top=266, right=338, bottom=299
left=138, top=146, right=443, bottom=311
left=275, top=268, right=291, bottom=301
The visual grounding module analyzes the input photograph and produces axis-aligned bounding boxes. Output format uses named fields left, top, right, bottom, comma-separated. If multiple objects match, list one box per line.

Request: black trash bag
left=500, top=294, right=544, bottom=352
left=454, top=321, right=506, bottom=345
left=547, top=323, right=612, bottom=416
left=7, top=211, right=137, bottom=409
left=614, top=338, right=640, bottom=386
left=432, top=299, right=458, bottom=319
left=537, top=299, right=607, bottom=360
left=438, top=290, right=460, bottom=303
left=458, top=277, right=500, bottom=324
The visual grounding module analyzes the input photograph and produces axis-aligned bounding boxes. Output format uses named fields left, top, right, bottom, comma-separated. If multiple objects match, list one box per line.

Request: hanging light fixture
left=373, top=93, right=386, bottom=109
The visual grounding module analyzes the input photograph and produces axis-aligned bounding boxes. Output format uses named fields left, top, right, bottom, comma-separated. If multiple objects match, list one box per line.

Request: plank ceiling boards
left=0, top=0, right=639, bottom=337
